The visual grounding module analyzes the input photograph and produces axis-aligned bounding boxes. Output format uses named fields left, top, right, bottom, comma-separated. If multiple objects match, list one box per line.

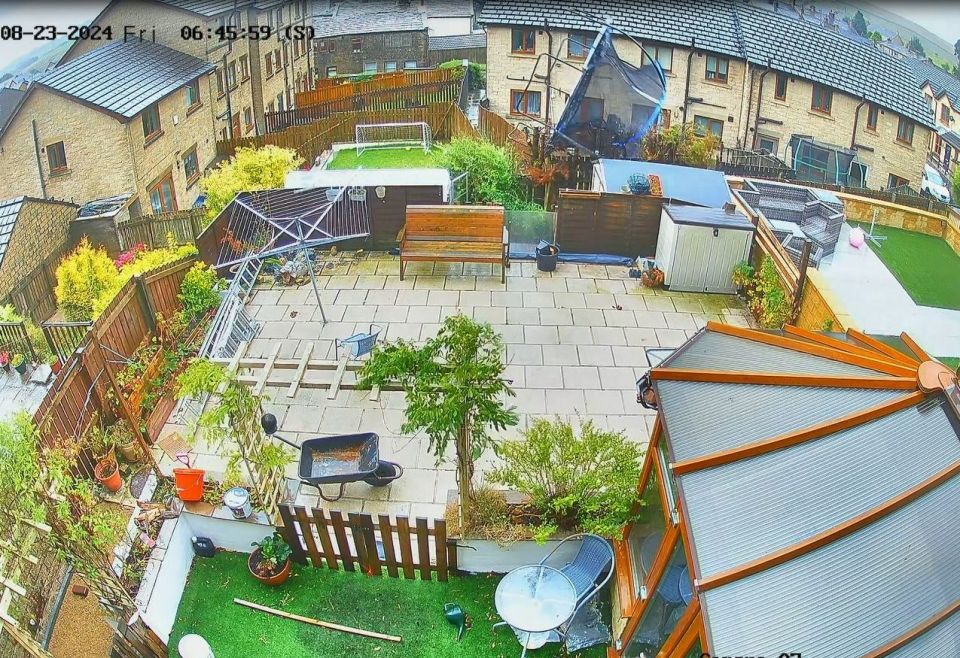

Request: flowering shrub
left=114, top=243, right=146, bottom=269
left=56, top=235, right=198, bottom=321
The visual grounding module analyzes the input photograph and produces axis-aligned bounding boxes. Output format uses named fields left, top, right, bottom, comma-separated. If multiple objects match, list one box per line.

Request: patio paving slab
left=163, top=253, right=750, bottom=517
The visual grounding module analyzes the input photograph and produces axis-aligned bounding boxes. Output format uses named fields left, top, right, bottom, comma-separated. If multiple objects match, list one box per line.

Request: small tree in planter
left=490, top=417, right=643, bottom=541
left=178, top=359, right=294, bottom=519
left=358, top=314, right=518, bottom=518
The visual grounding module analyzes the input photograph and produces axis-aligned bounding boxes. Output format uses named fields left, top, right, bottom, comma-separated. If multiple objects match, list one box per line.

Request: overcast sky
left=0, top=1, right=958, bottom=71
left=0, top=1, right=106, bottom=70
left=882, top=2, right=960, bottom=46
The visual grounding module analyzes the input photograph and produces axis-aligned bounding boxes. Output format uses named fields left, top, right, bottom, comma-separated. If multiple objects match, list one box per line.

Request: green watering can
left=443, top=603, right=467, bottom=641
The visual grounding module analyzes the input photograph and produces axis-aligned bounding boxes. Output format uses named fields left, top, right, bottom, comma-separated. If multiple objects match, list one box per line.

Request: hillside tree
left=908, top=36, right=926, bottom=57
left=851, top=11, right=869, bottom=38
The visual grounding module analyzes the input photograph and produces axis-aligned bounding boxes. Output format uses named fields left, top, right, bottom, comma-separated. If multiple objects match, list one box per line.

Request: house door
left=149, top=174, right=177, bottom=214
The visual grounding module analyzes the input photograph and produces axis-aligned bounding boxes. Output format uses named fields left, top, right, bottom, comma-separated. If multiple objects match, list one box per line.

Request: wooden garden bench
left=400, top=205, right=509, bottom=283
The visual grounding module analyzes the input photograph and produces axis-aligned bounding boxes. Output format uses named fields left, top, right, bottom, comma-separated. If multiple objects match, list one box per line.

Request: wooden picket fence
left=278, top=506, right=457, bottom=581
left=1, top=249, right=63, bottom=324
left=295, top=68, right=462, bottom=108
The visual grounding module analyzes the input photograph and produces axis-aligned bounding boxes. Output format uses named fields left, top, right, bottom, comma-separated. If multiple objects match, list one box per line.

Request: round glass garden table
left=495, top=565, right=577, bottom=633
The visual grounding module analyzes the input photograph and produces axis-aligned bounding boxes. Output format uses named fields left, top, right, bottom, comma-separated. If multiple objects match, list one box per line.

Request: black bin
left=536, top=240, right=559, bottom=272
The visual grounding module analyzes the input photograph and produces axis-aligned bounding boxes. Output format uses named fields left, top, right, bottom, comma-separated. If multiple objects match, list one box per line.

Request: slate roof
left=906, top=57, right=960, bottom=108
left=0, top=88, right=26, bottom=134
left=0, top=198, right=25, bottom=269
left=156, top=0, right=249, bottom=16
left=478, top=0, right=935, bottom=127
left=478, top=0, right=743, bottom=59
left=429, top=33, right=487, bottom=51
left=35, top=39, right=215, bottom=120
left=313, top=1, right=426, bottom=37
left=653, top=322, right=960, bottom=655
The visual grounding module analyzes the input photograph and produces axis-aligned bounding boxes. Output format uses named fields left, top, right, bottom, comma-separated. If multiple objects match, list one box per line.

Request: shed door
left=670, top=226, right=747, bottom=293
left=668, top=226, right=711, bottom=292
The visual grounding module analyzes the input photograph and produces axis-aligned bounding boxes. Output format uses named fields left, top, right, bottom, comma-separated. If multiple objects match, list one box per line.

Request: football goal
left=355, top=122, right=432, bottom=155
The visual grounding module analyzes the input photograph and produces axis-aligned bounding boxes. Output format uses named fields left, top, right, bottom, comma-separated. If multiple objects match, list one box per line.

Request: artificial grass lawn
left=327, top=146, right=441, bottom=170
left=169, top=552, right=606, bottom=658
left=852, top=221, right=960, bottom=310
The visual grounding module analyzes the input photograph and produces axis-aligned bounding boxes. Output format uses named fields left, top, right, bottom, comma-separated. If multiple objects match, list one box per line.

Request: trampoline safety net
left=550, top=27, right=667, bottom=159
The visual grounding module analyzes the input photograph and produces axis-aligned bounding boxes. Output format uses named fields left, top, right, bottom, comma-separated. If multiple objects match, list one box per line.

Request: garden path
left=820, top=223, right=960, bottom=357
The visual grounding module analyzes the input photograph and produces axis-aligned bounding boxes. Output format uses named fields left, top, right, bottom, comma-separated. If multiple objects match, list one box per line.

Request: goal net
left=355, top=122, right=432, bottom=155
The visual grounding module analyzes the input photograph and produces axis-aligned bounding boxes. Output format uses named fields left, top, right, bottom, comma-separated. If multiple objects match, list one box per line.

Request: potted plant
left=0, top=352, right=9, bottom=371
left=88, top=423, right=122, bottom=492
left=94, top=456, right=123, bottom=493
left=11, top=353, right=26, bottom=375
left=248, top=533, right=293, bottom=586
left=732, top=261, right=755, bottom=299
left=112, top=421, right=142, bottom=464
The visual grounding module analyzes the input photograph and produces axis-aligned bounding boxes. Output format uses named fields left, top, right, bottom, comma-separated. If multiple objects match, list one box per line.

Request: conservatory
left=614, top=322, right=960, bottom=656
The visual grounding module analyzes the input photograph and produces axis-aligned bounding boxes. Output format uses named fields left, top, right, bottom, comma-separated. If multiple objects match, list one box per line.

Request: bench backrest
left=404, top=205, right=505, bottom=243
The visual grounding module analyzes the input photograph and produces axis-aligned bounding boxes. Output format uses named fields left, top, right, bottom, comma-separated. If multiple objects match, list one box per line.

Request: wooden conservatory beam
left=706, top=322, right=917, bottom=377
left=698, top=460, right=960, bottom=592
left=846, top=328, right=920, bottom=367
left=861, top=599, right=960, bottom=658
left=782, top=325, right=915, bottom=367
left=672, top=391, right=925, bottom=476
left=650, top=368, right=917, bottom=390
left=899, top=331, right=932, bottom=363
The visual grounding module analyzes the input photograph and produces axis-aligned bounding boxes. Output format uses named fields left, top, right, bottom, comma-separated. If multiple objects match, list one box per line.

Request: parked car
left=921, top=164, right=951, bottom=203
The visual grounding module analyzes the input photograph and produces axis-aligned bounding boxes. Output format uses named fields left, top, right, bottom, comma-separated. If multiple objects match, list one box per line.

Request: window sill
left=895, top=139, right=915, bottom=150
left=217, top=92, right=226, bottom=100
left=48, top=167, right=71, bottom=178
left=703, top=77, right=730, bottom=87
left=808, top=109, right=834, bottom=121
left=241, top=76, right=251, bottom=84
left=143, top=130, right=164, bottom=148
left=186, top=102, right=204, bottom=117
left=865, top=127, right=879, bottom=135
left=510, top=51, right=537, bottom=58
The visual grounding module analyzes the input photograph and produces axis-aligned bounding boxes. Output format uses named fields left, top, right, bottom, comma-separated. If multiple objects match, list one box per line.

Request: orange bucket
left=174, top=468, right=206, bottom=502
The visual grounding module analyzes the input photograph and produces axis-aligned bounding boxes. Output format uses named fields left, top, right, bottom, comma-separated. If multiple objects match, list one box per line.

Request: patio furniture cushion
left=401, top=205, right=509, bottom=283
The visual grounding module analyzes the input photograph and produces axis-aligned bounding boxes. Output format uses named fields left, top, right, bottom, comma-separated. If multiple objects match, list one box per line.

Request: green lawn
left=852, top=222, right=960, bottom=310
left=327, top=147, right=442, bottom=170
left=170, top=552, right=606, bottom=658
left=939, top=357, right=960, bottom=370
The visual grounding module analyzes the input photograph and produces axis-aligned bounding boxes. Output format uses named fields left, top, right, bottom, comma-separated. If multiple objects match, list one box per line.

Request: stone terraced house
left=478, top=0, right=936, bottom=190
left=0, top=39, right=217, bottom=213
left=63, top=0, right=315, bottom=140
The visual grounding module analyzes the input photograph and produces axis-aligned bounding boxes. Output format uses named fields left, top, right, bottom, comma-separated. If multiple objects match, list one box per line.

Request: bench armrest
left=502, top=226, right=509, bottom=246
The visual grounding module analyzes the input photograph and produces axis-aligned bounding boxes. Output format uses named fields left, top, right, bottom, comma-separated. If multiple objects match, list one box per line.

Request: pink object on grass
left=848, top=227, right=865, bottom=249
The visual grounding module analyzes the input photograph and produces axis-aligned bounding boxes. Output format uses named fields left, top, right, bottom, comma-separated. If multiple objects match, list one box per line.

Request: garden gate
left=278, top=506, right=457, bottom=581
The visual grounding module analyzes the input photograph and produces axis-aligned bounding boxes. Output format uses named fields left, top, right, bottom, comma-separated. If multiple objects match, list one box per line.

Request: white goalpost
left=355, top=121, right=432, bottom=155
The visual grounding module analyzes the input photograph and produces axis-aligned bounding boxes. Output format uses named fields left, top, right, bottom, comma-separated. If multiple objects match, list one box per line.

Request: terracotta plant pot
left=95, top=458, right=123, bottom=493
left=50, top=360, right=62, bottom=375
left=248, top=549, right=292, bottom=586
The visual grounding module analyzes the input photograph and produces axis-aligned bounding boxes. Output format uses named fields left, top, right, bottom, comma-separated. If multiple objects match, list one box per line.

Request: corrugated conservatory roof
left=651, top=322, right=960, bottom=656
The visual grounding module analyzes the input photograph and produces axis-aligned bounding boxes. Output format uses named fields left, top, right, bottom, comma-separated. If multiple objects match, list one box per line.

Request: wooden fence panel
left=281, top=506, right=452, bottom=580
left=215, top=103, right=473, bottom=164
left=555, top=190, right=668, bottom=257
left=295, top=68, right=462, bottom=108
left=143, top=257, right=196, bottom=321
left=116, top=209, right=206, bottom=250
left=31, top=258, right=194, bottom=465
left=2, top=250, right=62, bottom=324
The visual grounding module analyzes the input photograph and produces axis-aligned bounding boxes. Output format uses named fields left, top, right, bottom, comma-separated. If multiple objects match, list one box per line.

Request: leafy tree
left=437, top=136, right=538, bottom=210
left=201, top=145, right=304, bottom=222
left=908, top=36, right=926, bottom=57
left=954, top=38, right=960, bottom=64
left=851, top=10, right=869, bottom=38
left=952, top=167, right=960, bottom=202
left=358, top=314, right=518, bottom=517
left=869, top=31, right=882, bottom=44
